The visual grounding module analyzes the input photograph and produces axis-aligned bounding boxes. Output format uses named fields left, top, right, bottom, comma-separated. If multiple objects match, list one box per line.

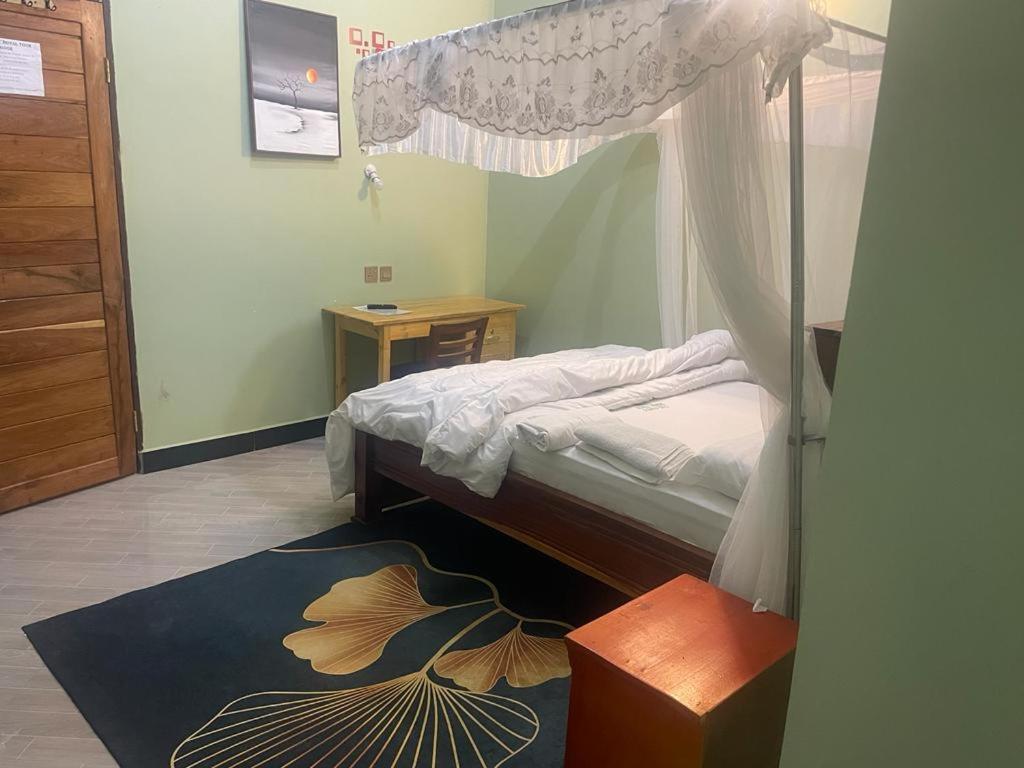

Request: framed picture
left=244, top=0, right=341, bottom=158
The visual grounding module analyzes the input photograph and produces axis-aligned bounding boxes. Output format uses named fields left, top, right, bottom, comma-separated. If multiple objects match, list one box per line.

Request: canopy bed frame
left=343, top=0, right=884, bottom=618
left=355, top=430, right=716, bottom=597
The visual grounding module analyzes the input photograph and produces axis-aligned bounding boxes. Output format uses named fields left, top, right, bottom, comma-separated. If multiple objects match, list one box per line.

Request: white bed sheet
left=612, top=381, right=765, bottom=451
left=508, top=381, right=765, bottom=553
left=326, top=332, right=745, bottom=499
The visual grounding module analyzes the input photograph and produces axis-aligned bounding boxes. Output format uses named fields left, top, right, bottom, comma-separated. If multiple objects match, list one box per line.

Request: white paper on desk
left=0, top=38, right=44, bottom=98
left=354, top=305, right=411, bottom=316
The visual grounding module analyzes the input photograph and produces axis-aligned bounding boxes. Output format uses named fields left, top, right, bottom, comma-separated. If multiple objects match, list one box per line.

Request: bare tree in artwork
left=277, top=75, right=304, bottom=109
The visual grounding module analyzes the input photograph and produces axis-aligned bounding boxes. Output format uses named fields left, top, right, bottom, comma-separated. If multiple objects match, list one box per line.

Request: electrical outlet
left=379, top=266, right=393, bottom=283
left=364, top=266, right=379, bottom=284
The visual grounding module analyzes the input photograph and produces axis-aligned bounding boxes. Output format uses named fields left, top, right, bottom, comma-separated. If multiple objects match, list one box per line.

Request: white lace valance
left=354, top=0, right=831, bottom=151
left=363, top=109, right=653, bottom=177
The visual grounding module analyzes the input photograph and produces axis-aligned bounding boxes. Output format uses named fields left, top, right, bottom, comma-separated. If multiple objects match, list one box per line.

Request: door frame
left=80, top=0, right=139, bottom=474
left=96, top=0, right=144, bottom=463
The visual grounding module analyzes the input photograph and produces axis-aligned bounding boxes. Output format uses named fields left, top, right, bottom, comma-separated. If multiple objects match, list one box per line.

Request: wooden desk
left=323, top=296, right=525, bottom=406
left=565, top=576, right=798, bottom=768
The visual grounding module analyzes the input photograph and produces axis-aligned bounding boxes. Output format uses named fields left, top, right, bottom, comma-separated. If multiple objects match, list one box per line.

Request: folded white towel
left=517, top=406, right=611, bottom=452
left=575, top=418, right=698, bottom=485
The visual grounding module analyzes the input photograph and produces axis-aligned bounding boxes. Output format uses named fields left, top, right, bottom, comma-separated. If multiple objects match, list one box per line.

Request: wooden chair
left=391, top=317, right=490, bottom=378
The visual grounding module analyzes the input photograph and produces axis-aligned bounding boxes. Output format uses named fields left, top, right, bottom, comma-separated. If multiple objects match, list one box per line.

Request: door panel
left=0, top=406, right=115, bottom=463
left=0, top=321, right=108, bottom=365
left=0, top=23, right=84, bottom=71
left=0, top=208, right=98, bottom=242
left=0, top=377, right=111, bottom=429
left=0, top=171, right=95, bottom=207
left=3, top=13, right=80, bottom=36
left=0, top=435, right=117, bottom=488
left=0, top=264, right=102, bottom=299
left=0, top=458, right=120, bottom=513
left=41, top=70, right=87, bottom=102
left=0, top=292, right=104, bottom=331
left=0, top=97, right=89, bottom=137
left=0, top=240, right=99, bottom=266
left=0, top=350, right=109, bottom=396
left=0, top=135, right=92, bottom=173
left=2, top=0, right=86, bottom=26
left=0, top=1, right=136, bottom=513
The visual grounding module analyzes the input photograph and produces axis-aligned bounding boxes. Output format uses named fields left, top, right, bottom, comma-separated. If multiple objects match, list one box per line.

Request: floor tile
left=0, top=439, right=350, bottom=766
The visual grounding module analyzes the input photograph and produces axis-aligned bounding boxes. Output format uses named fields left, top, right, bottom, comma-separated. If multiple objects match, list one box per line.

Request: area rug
left=24, top=502, right=625, bottom=768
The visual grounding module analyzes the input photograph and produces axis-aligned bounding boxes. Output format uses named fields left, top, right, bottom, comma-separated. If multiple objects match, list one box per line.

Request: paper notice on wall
left=0, top=38, right=45, bottom=97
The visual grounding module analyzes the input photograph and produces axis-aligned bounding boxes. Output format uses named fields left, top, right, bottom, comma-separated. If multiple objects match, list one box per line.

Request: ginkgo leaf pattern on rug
left=284, top=564, right=445, bottom=675
left=433, top=623, right=571, bottom=692
left=173, top=541, right=574, bottom=767
left=170, top=672, right=540, bottom=768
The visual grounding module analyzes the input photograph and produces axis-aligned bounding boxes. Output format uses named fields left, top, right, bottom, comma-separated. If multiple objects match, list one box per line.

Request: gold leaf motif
left=171, top=672, right=539, bottom=768
left=284, top=565, right=443, bottom=675
left=433, top=624, right=570, bottom=693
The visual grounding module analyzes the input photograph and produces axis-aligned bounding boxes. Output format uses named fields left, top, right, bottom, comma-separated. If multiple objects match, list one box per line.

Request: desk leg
left=334, top=317, right=347, bottom=407
left=376, top=329, right=392, bottom=385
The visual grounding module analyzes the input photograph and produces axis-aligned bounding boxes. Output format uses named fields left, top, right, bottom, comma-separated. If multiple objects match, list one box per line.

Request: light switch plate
left=364, top=266, right=379, bottom=284
left=379, top=266, right=393, bottom=282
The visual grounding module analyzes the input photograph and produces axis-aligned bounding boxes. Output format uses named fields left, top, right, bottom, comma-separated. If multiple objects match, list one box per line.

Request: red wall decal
left=348, top=27, right=396, bottom=58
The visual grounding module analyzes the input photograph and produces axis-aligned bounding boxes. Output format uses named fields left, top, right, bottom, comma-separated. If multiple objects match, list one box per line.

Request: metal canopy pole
left=787, top=64, right=806, bottom=622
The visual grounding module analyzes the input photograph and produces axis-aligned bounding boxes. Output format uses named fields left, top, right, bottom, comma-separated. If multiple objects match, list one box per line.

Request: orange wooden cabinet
left=564, top=575, right=799, bottom=768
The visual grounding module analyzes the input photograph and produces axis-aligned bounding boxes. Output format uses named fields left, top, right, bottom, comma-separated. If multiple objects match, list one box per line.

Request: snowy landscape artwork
left=245, top=0, right=341, bottom=158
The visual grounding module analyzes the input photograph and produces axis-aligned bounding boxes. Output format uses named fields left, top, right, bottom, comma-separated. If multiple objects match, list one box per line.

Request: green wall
left=781, top=1, right=1023, bottom=765
left=110, top=0, right=493, bottom=451
left=486, top=135, right=663, bottom=355
left=827, top=0, right=890, bottom=35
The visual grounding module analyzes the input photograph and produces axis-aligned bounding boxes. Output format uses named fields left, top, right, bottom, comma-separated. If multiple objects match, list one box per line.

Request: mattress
left=508, top=381, right=765, bottom=553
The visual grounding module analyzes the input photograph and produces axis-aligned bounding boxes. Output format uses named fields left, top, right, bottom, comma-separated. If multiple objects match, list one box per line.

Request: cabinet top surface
left=811, top=320, right=845, bottom=334
left=323, top=296, right=525, bottom=326
left=568, top=575, right=798, bottom=715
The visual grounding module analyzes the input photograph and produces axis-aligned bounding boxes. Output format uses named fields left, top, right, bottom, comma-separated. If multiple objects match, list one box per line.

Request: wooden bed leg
left=354, top=431, right=384, bottom=524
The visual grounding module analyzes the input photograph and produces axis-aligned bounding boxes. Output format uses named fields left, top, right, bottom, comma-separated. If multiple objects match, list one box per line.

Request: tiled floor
left=0, top=438, right=352, bottom=768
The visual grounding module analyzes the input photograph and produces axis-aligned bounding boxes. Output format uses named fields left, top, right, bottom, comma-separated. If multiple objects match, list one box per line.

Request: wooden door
left=0, top=0, right=136, bottom=513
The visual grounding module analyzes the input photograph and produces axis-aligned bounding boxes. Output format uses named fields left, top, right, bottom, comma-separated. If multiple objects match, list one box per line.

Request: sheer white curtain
left=655, top=118, right=692, bottom=347
left=674, top=59, right=798, bottom=611
left=656, top=121, right=730, bottom=345
left=367, top=108, right=650, bottom=178
left=773, top=27, right=885, bottom=324
left=668, top=27, right=883, bottom=611
left=659, top=28, right=883, bottom=342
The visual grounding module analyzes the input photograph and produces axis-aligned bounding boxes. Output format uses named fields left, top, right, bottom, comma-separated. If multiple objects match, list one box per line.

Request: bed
left=346, top=0, right=842, bottom=617
left=337, top=342, right=766, bottom=596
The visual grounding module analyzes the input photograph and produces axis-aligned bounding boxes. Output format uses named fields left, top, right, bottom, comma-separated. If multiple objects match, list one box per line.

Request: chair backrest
left=426, top=317, right=490, bottom=370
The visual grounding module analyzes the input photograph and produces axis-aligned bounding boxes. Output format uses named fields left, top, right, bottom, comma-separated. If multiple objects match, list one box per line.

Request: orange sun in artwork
left=306, top=68, right=319, bottom=85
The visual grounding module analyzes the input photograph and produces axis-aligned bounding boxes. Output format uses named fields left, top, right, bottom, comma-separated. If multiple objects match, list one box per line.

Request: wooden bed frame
left=354, top=431, right=716, bottom=597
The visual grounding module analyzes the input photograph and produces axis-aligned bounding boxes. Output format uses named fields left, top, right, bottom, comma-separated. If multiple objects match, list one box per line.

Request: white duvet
left=326, top=330, right=749, bottom=498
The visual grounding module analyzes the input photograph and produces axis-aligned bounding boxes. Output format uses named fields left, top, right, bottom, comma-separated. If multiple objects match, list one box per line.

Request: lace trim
left=354, top=0, right=831, bottom=148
